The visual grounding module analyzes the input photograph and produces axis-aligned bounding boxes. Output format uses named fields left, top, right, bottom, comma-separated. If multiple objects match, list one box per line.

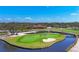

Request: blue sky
left=0, top=6, right=79, bottom=23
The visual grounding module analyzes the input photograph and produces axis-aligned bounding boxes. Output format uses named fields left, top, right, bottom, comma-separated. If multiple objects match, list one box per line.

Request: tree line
left=0, top=22, right=79, bottom=32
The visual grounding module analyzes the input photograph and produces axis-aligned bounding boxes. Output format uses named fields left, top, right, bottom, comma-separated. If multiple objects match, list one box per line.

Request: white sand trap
left=18, top=33, right=26, bottom=36
left=43, top=38, right=56, bottom=42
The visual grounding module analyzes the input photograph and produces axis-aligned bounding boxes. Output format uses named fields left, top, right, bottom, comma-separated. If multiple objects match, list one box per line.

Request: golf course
left=5, top=32, right=65, bottom=49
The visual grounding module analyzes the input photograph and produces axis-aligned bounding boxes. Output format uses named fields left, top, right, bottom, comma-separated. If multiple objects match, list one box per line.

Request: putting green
left=5, top=33, right=65, bottom=49
left=18, top=33, right=62, bottom=43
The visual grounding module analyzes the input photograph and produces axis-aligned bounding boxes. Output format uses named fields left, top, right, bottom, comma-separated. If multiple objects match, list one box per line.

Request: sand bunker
left=43, top=38, right=56, bottom=42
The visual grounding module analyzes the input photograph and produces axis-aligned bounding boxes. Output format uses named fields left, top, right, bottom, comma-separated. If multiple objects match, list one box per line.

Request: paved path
left=69, top=38, right=79, bottom=52
left=0, top=35, right=8, bottom=40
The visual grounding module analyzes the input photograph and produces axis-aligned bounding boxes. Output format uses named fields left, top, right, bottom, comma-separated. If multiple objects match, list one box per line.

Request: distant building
left=32, top=24, right=47, bottom=29
left=47, top=26, right=52, bottom=32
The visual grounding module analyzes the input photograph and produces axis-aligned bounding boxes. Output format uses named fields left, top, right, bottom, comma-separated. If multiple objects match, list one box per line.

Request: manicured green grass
left=17, top=33, right=63, bottom=43
left=5, top=33, right=65, bottom=49
left=32, top=28, right=79, bottom=35
left=0, top=32, right=7, bottom=35
left=52, top=28, right=79, bottom=35
left=63, top=29, right=79, bottom=35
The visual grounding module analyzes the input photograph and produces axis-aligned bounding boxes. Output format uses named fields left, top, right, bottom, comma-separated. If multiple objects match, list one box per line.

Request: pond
left=0, top=34, right=76, bottom=52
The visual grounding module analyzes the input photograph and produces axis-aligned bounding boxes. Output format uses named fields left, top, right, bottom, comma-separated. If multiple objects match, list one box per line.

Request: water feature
left=0, top=34, right=76, bottom=52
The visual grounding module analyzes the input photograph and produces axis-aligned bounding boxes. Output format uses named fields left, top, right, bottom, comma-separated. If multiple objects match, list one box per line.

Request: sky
left=0, top=6, right=79, bottom=23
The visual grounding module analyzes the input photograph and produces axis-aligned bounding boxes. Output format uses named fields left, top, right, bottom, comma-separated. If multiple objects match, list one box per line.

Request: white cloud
left=5, top=18, right=14, bottom=22
left=24, top=17, right=32, bottom=20
left=7, top=18, right=11, bottom=20
left=70, top=13, right=79, bottom=16
left=0, top=18, right=2, bottom=20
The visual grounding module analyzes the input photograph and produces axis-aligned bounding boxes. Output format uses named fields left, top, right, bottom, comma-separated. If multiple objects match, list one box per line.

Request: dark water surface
left=0, top=35, right=76, bottom=52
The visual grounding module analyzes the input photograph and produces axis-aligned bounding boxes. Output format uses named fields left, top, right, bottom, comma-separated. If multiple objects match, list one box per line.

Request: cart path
left=69, top=38, right=79, bottom=52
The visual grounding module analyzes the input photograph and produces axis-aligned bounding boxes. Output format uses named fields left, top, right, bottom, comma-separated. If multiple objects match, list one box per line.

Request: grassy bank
left=0, top=32, right=7, bottom=35
left=32, top=28, right=79, bottom=35
left=51, top=28, right=79, bottom=35
left=66, top=35, right=78, bottom=52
